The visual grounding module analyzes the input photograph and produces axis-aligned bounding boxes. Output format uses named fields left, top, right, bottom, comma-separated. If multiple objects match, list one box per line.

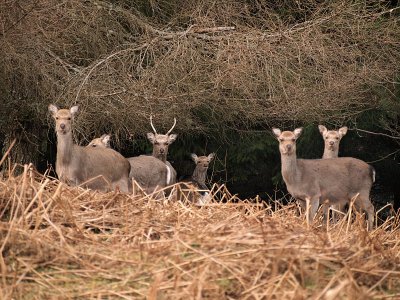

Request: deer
left=48, top=104, right=130, bottom=193
left=318, top=125, right=349, bottom=220
left=86, top=134, right=172, bottom=196
left=175, top=153, right=215, bottom=205
left=147, top=115, right=178, bottom=186
left=272, top=127, right=375, bottom=229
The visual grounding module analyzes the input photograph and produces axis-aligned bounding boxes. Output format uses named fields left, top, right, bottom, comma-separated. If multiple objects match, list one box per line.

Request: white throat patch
left=166, top=164, right=172, bottom=185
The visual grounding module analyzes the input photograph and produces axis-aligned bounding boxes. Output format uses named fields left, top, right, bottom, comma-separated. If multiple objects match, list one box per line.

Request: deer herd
left=49, top=104, right=376, bottom=229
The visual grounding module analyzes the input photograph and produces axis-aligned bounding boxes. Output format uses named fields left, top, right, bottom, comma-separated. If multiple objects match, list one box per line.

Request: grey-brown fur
left=48, top=104, right=130, bottom=193
left=128, top=155, right=170, bottom=194
left=273, top=127, right=375, bottom=229
left=87, top=134, right=171, bottom=194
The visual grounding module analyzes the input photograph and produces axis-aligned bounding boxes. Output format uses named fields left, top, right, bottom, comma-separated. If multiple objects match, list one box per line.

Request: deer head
left=87, top=134, right=111, bottom=148
left=318, top=125, right=348, bottom=151
left=191, top=153, right=215, bottom=169
left=147, top=115, right=178, bottom=162
left=272, top=128, right=303, bottom=155
left=48, top=104, right=79, bottom=135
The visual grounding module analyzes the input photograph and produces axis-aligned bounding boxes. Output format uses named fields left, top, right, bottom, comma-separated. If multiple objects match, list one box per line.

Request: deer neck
left=56, top=131, right=74, bottom=166
left=322, top=147, right=338, bottom=159
left=153, top=149, right=167, bottom=163
left=280, top=152, right=300, bottom=184
left=192, top=165, right=207, bottom=185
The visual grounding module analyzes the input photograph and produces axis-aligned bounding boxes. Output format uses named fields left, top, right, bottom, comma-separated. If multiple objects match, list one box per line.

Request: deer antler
left=149, top=115, right=158, bottom=134
left=166, top=118, right=177, bottom=135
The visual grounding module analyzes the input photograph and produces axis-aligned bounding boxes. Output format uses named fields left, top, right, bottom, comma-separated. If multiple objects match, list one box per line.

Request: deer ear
left=339, top=126, right=348, bottom=137
left=168, top=134, right=178, bottom=144
left=318, top=125, right=327, bottom=136
left=102, top=134, right=111, bottom=147
left=48, top=104, right=58, bottom=116
left=272, top=128, right=281, bottom=138
left=70, top=105, right=79, bottom=116
left=293, top=127, right=303, bottom=139
left=191, top=153, right=198, bottom=163
left=147, top=133, right=156, bottom=143
left=208, top=153, right=215, bottom=161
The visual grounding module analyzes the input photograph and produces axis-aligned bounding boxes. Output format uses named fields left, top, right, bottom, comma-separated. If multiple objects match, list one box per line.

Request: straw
left=0, top=163, right=399, bottom=299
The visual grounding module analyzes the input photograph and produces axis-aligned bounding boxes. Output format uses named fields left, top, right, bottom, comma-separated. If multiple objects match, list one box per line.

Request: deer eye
left=292, top=139, right=295, bottom=142
left=336, top=137, right=339, bottom=140
left=67, top=117, right=71, bottom=120
left=56, top=117, right=59, bottom=120
left=279, top=139, right=283, bottom=142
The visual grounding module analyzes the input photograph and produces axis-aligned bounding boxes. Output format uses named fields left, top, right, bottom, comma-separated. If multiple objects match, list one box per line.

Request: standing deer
left=48, top=104, right=130, bottom=193
left=147, top=116, right=178, bottom=185
left=87, top=134, right=171, bottom=195
left=175, top=153, right=215, bottom=205
left=272, top=127, right=375, bottom=229
left=318, top=125, right=349, bottom=219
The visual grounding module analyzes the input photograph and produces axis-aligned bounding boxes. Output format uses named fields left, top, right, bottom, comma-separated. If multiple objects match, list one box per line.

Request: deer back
left=59, top=145, right=130, bottom=191
left=128, top=155, right=169, bottom=189
left=293, top=157, right=374, bottom=203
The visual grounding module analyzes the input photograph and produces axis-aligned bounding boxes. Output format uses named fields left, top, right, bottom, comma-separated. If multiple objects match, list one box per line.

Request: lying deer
left=147, top=115, right=177, bottom=186
left=87, top=134, right=171, bottom=195
left=48, top=104, right=130, bottom=193
left=174, top=153, right=215, bottom=205
left=272, top=127, right=375, bottom=229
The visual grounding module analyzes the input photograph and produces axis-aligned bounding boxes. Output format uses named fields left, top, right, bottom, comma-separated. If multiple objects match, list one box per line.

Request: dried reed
left=0, top=163, right=399, bottom=299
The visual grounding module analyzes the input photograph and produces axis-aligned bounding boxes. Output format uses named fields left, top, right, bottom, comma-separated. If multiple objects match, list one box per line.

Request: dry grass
left=0, top=162, right=399, bottom=300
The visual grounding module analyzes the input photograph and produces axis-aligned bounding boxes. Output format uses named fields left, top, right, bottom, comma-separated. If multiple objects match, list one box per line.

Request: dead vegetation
left=0, top=162, right=399, bottom=299
left=1, top=0, right=400, bottom=157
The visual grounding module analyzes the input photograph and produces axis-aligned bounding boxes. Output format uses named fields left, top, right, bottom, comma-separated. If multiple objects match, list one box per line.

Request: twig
left=367, top=149, right=400, bottom=164
left=354, top=128, right=400, bottom=140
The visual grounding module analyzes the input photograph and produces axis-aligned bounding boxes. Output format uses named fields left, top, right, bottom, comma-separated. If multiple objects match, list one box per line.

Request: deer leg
left=365, top=202, right=375, bottom=231
left=320, top=199, right=331, bottom=223
left=113, top=177, right=130, bottom=194
left=308, top=196, right=320, bottom=222
left=354, top=193, right=375, bottom=230
left=359, top=194, right=375, bottom=230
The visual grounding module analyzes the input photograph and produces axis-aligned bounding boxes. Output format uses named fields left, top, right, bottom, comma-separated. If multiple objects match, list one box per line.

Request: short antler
left=149, top=115, right=158, bottom=134
left=166, top=118, right=177, bottom=135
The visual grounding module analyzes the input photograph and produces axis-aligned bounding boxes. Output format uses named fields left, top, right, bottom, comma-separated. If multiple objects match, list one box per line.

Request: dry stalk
left=0, top=162, right=398, bottom=299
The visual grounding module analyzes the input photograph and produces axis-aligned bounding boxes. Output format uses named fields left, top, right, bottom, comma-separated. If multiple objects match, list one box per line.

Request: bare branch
left=353, top=128, right=400, bottom=140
